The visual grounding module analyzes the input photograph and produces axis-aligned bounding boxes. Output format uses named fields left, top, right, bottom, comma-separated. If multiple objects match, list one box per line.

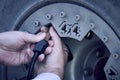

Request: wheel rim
left=14, top=2, right=120, bottom=80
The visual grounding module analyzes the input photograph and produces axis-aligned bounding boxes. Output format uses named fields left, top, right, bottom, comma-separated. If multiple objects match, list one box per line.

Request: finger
left=27, top=48, right=34, bottom=58
left=30, top=44, right=35, bottom=50
left=44, top=47, right=52, bottom=55
left=49, top=27, right=61, bottom=43
left=41, top=26, right=48, bottom=33
left=63, top=44, right=69, bottom=62
left=63, top=43, right=69, bottom=54
left=24, top=32, right=46, bottom=43
left=48, top=40, right=54, bottom=47
left=38, top=54, right=45, bottom=62
left=36, top=32, right=42, bottom=36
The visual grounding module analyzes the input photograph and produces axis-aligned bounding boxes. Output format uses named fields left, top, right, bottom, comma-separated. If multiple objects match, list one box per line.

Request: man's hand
left=35, top=27, right=68, bottom=79
left=0, top=31, right=47, bottom=66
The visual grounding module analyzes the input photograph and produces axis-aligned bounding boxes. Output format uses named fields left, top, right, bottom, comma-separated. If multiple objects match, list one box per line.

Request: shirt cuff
left=32, top=73, right=61, bottom=80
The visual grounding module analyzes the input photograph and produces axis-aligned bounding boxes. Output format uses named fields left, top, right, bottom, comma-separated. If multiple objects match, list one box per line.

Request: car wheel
left=0, top=0, right=120, bottom=80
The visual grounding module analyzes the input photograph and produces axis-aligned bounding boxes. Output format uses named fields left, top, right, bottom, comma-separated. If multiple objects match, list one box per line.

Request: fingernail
left=39, top=32, right=46, bottom=36
left=37, top=32, right=46, bottom=38
left=37, top=32, right=42, bottom=35
left=50, top=27, right=54, bottom=31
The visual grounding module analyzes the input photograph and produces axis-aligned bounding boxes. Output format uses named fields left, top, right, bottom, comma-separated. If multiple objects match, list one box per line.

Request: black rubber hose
left=27, top=40, right=49, bottom=80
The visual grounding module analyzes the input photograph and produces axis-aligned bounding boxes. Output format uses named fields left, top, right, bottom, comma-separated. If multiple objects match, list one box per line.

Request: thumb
left=24, top=32, right=46, bottom=43
left=50, top=27, right=61, bottom=44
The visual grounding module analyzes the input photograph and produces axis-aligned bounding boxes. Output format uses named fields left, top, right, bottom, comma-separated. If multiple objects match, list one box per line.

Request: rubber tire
left=0, top=0, right=120, bottom=80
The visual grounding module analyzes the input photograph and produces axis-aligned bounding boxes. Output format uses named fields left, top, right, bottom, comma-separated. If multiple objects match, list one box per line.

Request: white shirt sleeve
left=32, top=73, right=61, bottom=80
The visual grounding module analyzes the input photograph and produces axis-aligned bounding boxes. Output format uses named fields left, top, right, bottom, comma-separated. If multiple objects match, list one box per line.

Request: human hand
left=35, top=27, right=68, bottom=79
left=0, top=31, right=48, bottom=66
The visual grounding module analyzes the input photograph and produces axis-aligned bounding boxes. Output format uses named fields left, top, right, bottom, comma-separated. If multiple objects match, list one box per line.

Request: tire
left=0, top=0, right=120, bottom=80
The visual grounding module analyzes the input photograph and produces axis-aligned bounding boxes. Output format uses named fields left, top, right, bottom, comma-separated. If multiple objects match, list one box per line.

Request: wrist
left=35, top=66, right=64, bottom=79
left=43, top=67, right=64, bottom=79
left=33, top=72, right=61, bottom=80
left=0, top=48, right=5, bottom=64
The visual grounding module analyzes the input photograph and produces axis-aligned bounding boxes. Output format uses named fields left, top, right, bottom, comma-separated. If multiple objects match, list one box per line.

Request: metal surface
left=62, top=36, right=110, bottom=80
left=13, top=3, right=120, bottom=80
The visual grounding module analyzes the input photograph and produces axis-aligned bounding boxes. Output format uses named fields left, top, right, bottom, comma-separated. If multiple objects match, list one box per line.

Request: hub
left=14, top=2, right=120, bottom=80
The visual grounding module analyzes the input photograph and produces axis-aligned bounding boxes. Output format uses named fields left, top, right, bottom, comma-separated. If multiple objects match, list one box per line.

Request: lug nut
left=60, top=11, right=66, bottom=18
left=89, top=23, right=95, bottom=29
left=75, top=15, right=81, bottom=21
left=46, top=14, right=52, bottom=20
left=33, top=20, right=40, bottom=27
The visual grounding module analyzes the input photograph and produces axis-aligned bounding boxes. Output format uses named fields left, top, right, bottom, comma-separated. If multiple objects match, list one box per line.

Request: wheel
left=0, top=0, right=120, bottom=80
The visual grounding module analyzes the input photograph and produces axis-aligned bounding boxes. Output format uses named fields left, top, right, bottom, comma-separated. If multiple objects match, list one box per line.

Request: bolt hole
left=46, top=14, right=52, bottom=20
left=113, top=53, right=119, bottom=59
left=103, top=37, right=108, bottom=42
left=75, top=15, right=81, bottom=21
left=34, top=20, right=40, bottom=26
left=60, top=12, right=66, bottom=18
left=89, top=23, right=95, bottom=29
left=47, top=15, right=49, bottom=18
